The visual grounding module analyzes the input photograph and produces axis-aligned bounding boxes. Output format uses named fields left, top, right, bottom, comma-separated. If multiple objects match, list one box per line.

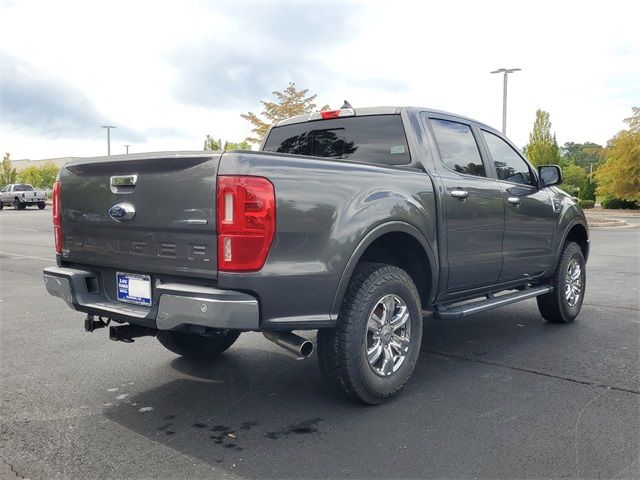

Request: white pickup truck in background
left=0, top=184, right=47, bottom=210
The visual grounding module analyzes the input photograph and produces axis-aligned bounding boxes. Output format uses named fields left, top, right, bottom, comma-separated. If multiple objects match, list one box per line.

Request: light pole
left=490, top=68, right=521, bottom=135
left=101, top=125, right=116, bottom=156
left=124, top=144, right=130, bottom=154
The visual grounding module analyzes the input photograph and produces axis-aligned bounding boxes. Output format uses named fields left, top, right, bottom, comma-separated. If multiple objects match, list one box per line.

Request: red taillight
left=216, top=176, right=275, bottom=272
left=52, top=180, right=62, bottom=254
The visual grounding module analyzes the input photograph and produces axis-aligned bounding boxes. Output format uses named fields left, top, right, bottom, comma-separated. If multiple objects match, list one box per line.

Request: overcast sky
left=1, top=0, right=638, bottom=160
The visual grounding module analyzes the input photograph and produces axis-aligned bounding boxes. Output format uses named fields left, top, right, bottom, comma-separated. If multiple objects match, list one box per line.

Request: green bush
left=577, top=199, right=595, bottom=209
left=579, top=181, right=597, bottom=201
left=600, top=197, right=639, bottom=209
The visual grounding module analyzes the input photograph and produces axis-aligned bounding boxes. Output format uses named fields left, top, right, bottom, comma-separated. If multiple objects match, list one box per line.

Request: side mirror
left=538, top=165, right=563, bottom=187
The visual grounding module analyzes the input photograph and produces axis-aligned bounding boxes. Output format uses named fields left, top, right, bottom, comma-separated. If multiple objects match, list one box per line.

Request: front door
left=480, top=129, right=558, bottom=281
left=427, top=117, right=505, bottom=293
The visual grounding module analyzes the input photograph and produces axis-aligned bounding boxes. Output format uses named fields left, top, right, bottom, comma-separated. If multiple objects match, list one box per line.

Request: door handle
left=110, top=175, right=138, bottom=194
left=507, top=197, right=521, bottom=206
left=450, top=189, right=469, bottom=199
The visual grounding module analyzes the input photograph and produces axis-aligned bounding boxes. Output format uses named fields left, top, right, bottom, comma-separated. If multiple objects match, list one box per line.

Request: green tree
left=203, top=135, right=222, bottom=151
left=561, top=163, right=589, bottom=197
left=595, top=108, right=640, bottom=201
left=560, top=141, right=603, bottom=169
left=241, top=82, right=328, bottom=144
left=203, top=136, right=252, bottom=151
left=523, top=110, right=561, bottom=167
left=624, top=107, right=640, bottom=132
left=579, top=179, right=597, bottom=201
left=18, top=162, right=59, bottom=189
left=223, top=140, right=252, bottom=150
left=0, top=153, right=17, bottom=187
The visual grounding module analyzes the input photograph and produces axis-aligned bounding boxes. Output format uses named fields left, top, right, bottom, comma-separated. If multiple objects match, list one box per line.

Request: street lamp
left=490, top=68, right=521, bottom=135
left=124, top=144, right=130, bottom=154
left=101, top=125, right=117, bottom=156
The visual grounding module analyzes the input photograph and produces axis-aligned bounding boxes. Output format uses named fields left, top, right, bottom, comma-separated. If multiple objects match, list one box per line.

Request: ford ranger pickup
left=43, top=106, right=589, bottom=404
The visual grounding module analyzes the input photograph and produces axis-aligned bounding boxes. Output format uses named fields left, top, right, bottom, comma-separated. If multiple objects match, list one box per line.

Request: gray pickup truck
left=43, top=106, right=589, bottom=404
left=0, top=183, right=47, bottom=210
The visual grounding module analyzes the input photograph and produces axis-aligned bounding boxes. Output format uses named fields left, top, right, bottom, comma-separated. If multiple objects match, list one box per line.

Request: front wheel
left=317, top=262, right=423, bottom=405
left=537, top=241, right=586, bottom=323
left=157, top=330, right=241, bottom=358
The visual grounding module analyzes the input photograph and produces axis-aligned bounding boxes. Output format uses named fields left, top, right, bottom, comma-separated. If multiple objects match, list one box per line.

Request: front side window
left=482, top=130, right=533, bottom=185
left=430, top=119, right=486, bottom=177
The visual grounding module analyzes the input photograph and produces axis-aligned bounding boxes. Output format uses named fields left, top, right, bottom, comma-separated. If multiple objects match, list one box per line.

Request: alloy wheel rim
left=366, top=294, right=411, bottom=377
left=565, top=258, right=582, bottom=307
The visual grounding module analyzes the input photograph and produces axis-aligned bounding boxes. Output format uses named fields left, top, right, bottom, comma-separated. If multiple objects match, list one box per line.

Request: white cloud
left=1, top=0, right=638, bottom=159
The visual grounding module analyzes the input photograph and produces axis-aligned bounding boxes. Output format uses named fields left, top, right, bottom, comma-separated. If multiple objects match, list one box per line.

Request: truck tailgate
left=59, top=153, right=220, bottom=279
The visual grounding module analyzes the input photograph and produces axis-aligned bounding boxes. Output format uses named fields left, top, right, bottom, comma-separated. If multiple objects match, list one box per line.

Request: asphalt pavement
left=1, top=208, right=638, bottom=479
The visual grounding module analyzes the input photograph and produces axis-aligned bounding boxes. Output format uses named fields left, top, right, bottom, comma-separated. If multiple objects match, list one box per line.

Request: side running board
left=434, top=285, right=552, bottom=320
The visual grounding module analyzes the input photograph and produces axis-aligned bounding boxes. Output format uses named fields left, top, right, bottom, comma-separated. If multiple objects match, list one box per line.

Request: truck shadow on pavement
left=102, top=307, right=640, bottom=479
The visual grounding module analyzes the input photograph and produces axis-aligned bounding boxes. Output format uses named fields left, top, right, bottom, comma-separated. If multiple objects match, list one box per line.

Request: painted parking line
left=0, top=224, right=41, bottom=232
left=0, top=251, right=52, bottom=262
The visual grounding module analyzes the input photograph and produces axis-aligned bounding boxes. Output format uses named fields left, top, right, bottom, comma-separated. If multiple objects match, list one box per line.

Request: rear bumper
left=43, top=266, right=259, bottom=331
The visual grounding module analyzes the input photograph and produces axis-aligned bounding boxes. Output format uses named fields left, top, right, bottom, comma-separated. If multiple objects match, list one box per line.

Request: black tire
left=317, top=262, right=423, bottom=405
left=537, top=241, right=586, bottom=323
left=157, top=330, right=241, bottom=358
left=13, top=199, right=24, bottom=210
left=0, top=201, right=3, bottom=210
left=38, top=203, right=46, bottom=210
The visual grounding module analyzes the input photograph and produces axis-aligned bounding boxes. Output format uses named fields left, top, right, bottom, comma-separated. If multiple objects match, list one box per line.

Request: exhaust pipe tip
left=299, top=340, right=314, bottom=358
left=263, top=331, right=314, bottom=359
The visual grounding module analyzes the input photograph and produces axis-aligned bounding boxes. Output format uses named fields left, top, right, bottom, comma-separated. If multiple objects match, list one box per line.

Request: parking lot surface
left=1, top=208, right=638, bottom=479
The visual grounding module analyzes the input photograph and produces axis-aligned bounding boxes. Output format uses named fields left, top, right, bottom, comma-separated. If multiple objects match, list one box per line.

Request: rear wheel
left=0, top=201, right=3, bottom=210
left=317, top=262, right=422, bottom=404
left=13, top=199, right=24, bottom=210
left=157, top=330, right=241, bottom=358
left=537, top=241, right=586, bottom=323
left=38, top=202, right=46, bottom=210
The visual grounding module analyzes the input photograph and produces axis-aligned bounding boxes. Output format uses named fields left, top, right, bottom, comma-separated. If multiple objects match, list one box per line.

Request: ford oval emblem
left=108, top=202, right=136, bottom=222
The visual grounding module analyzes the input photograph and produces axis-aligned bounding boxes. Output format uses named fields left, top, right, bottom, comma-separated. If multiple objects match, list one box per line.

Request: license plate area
left=117, top=272, right=151, bottom=306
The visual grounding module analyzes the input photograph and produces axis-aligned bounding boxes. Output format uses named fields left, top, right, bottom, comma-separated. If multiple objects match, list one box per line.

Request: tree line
left=0, top=153, right=59, bottom=190
left=524, top=107, right=639, bottom=208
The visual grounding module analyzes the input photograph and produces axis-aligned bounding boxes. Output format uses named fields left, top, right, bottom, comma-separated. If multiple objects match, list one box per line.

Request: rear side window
left=263, top=115, right=410, bottom=166
left=482, top=130, right=533, bottom=185
left=430, top=119, right=486, bottom=177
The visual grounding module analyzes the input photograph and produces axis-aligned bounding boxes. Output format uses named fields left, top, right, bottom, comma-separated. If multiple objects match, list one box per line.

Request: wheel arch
left=548, top=219, right=590, bottom=276
left=565, top=222, right=589, bottom=261
left=330, top=221, right=438, bottom=319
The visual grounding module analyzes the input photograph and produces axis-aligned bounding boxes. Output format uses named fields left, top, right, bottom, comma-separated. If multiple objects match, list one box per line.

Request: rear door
left=479, top=129, right=557, bottom=281
left=60, top=153, right=221, bottom=279
left=425, top=115, right=505, bottom=293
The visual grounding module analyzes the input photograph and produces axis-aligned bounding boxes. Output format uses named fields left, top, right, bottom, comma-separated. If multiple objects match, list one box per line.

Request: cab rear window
left=263, top=115, right=411, bottom=166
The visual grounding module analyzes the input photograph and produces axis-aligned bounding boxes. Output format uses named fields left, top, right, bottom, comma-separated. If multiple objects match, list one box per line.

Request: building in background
left=11, top=157, right=78, bottom=172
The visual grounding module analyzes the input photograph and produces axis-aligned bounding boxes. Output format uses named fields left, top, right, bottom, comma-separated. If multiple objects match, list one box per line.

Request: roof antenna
left=341, top=100, right=353, bottom=109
